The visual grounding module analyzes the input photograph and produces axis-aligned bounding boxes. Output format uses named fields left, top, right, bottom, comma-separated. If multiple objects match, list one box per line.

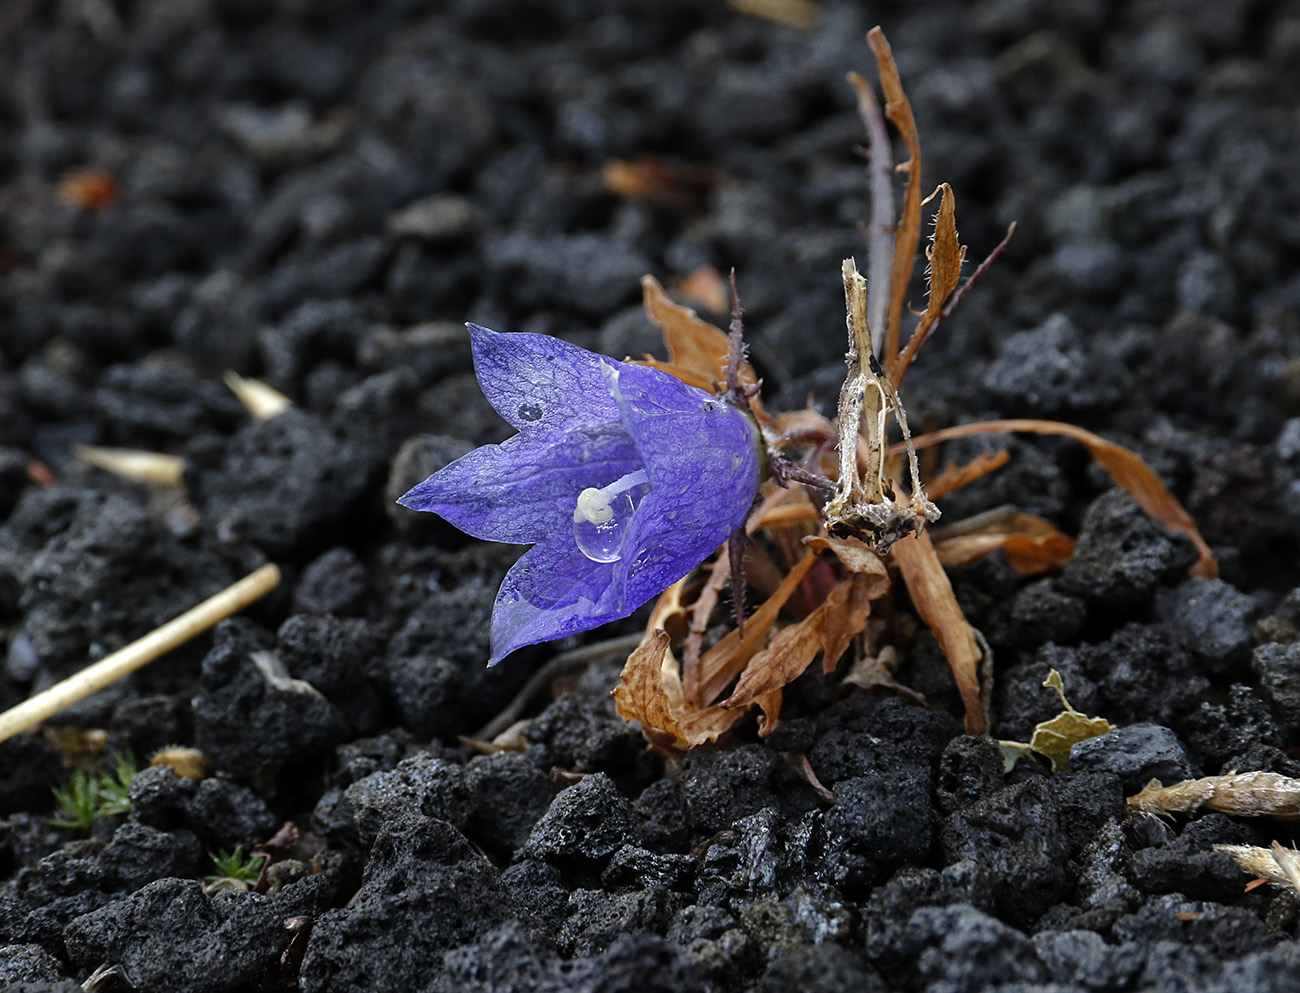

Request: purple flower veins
left=399, top=324, right=763, bottom=664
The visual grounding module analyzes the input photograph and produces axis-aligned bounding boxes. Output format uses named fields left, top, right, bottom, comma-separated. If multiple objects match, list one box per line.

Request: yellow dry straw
left=0, top=564, right=281, bottom=744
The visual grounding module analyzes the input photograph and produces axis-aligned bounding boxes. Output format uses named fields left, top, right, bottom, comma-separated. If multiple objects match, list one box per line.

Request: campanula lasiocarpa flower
left=399, top=325, right=762, bottom=663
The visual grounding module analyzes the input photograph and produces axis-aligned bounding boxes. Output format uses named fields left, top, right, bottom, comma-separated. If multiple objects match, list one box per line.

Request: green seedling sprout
left=203, top=846, right=268, bottom=892
left=49, top=751, right=139, bottom=832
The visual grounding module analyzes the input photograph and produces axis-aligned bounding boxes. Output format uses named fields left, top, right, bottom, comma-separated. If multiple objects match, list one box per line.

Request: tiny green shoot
left=203, top=846, right=268, bottom=892
left=49, top=751, right=140, bottom=832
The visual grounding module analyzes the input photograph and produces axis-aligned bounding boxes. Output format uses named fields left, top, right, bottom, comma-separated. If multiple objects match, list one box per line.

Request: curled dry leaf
left=905, top=418, right=1216, bottom=578
left=720, top=568, right=885, bottom=715
left=925, top=451, right=1011, bottom=501
left=932, top=508, right=1075, bottom=575
left=1129, top=771, right=1300, bottom=821
left=998, top=669, right=1114, bottom=773
left=890, top=529, right=986, bottom=734
left=638, top=275, right=768, bottom=423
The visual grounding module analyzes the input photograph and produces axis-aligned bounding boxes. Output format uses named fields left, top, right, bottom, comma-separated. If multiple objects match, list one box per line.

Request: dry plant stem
left=825, top=258, right=938, bottom=550
left=867, top=26, right=922, bottom=376
left=474, top=632, right=643, bottom=740
left=1216, top=844, right=1300, bottom=893
left=0, top=564, right=281, bottom=744
left=73, top=445, right=185, bottom=487
left=848, top=70, right=894, bottom=358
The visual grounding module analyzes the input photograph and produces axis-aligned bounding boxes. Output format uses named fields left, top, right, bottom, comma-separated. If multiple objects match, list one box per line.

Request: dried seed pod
left=1129, top=771, right=1300, bottom=820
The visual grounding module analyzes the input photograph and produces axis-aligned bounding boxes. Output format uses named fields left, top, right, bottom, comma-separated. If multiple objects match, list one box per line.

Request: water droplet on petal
left=572, top=470, right=651, bottom=563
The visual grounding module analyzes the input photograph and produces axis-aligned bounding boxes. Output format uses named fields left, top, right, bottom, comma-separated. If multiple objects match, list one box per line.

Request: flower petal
left=468, top=324, right=623, bottom=432
left=398, top=423, right=642, bottom=544
left=603, top=362, right=762, bottom=607
left=488, top=539, right=626, bottom=663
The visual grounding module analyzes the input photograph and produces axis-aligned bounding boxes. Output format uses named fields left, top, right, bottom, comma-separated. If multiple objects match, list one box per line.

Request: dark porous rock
left=485, top=232, right=651, bottom=318
left=463, top=751, right=558, bottom=856
left=184, top=408, right=382, bottom=556
left=1069, top=724, right=1194, bottom=793
left=298, top=815, right=519, bottom=993
left=1059, top=490, right=1199, bottom=608
left=383, top=583, right=532, bottom=738
left=940, top=774, right=1125, bottom=927
left=0, top=447, right=34, bottom=522
left=64, top=871, right=341, bottom=993
left=436, top=920, right=710, bottom=993
left=1155, top=576, right=1258, bottom=675
left=523, top=772, right=634, bottom=866
left=1183, top=683, right=1284, bottom=772
left=193, top=620, right=347, bottom=777
left=1006, top=578, right=1088, bottom=648
left=632, top=777, right=693, bottom=854
left=92, top=358, right=243, bottom=448
left=823, top=767, right=936, bottom=892
left=108, top=694, right=191, bottom=758
left=1112, top=894, right=1274, bottom=959
left=0, top=485, right=233, bottom=687
left=870, top=904, right=1048, bottom=993
left=291, top=547, right=369, bottom=616
left=1032, top=930, right=1145, bottom=990
left=678, top=745, right=788, bottom=836
left=128, top=764, right=279, bottom=851
left=601, top=845, right=696, bottom=892
left=0, top=736, right=62, bottom=817
left=273, top=615, right=383, bottom=733
left=558, top=886, right=675, bottom=957
left=808, top=696, right=961, bottom=786
left=1252, top=640, right=1300, bottom=734
left=935, top=735, right=1006, bottom=815
left=758, top=945, right=887, bottom=993
left=95, top=821, right=203, bottom=891
left=524, top=657, right=646, bottom=775
left=695, top=808, right=821, bottom=907
left=981, top=313, right=1127, bottom=416
left=258, top=299, right=369, bottom=397
left=335, top=752, right=474, bottom=847
left=0, top=943, right=69, bottom=984
left=1126, top=813, right=1254, bottom=901
left=997, top=624, right=1210, bottom=742
left=500, top=859, right=571, bottom=934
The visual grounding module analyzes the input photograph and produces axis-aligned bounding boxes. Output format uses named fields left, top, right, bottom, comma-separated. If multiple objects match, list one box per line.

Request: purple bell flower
left=399, top=325, right=763, bottom=664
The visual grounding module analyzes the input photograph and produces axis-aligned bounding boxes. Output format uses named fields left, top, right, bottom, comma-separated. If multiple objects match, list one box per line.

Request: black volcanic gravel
left=3, top=1, right=1300, bottom=991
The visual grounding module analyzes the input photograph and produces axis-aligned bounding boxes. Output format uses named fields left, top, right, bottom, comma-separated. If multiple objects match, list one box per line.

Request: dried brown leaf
left=924, top=451, right=1011, bottom=501
left=1128, top=771, right=1300, bottom=821
left=672, top=265, right=731, bottom=316
left=720, top=570, right=878, bottom=711
left=904, top=418, right=1216, bottom=578
left=729, top=0, right=820, bottom=29
left=867, top=26, right=922, bottom=373
left=601, top=157, right=714, bottom=212
left=695, top=550, right=818, bottom=705
left=803, top=535, right=890, bottom=581
left=933, top=511, right=1075, bottom=575
left=640, top=275, right=767, bottom=422
left=890, top=528, right=986, bottom=734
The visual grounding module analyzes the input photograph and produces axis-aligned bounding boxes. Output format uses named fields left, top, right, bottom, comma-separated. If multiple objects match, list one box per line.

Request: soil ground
left=3, top=1, right=1300, bottom=991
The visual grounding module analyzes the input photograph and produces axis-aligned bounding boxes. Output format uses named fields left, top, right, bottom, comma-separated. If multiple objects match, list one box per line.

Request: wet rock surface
left=2, top=0, right=1300, bottom=990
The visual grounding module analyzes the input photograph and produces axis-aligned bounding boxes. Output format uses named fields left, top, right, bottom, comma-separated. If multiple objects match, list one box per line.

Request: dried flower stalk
left=823, top=258, right=938, bottom=553
left=1129, top=771, right=1300, bottom=820
left=1215, top=843, right=1300, bottom=895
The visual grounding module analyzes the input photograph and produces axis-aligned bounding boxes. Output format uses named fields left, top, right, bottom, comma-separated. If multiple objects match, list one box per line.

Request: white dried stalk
left=1129, top=771, right=1300, bottom=821
left=823, top=258, right=938, bottom=554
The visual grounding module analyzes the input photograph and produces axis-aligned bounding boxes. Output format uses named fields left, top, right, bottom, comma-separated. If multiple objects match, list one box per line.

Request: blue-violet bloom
left=399, top=324, right=762, bottom=664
